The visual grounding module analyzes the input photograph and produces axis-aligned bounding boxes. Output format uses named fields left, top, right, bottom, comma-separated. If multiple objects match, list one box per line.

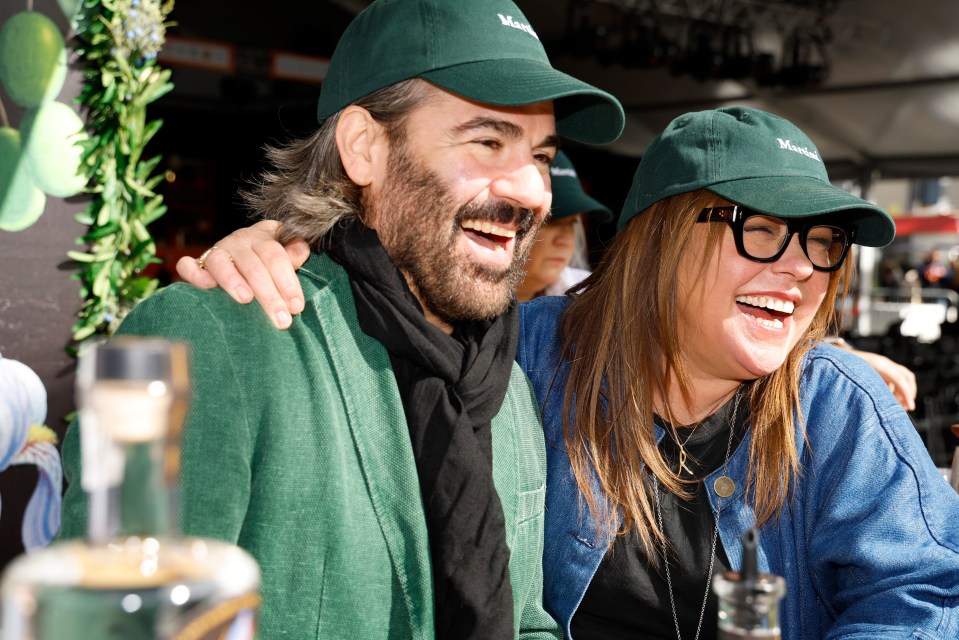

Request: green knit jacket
left=59, top=252, right=560, bottom=639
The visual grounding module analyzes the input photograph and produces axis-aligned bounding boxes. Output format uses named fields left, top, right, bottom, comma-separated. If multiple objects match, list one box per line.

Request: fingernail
left=275, top=310, right=292, bottom=329
left=237, top=286, right=253, bottom=303
left=291, top=297, right=304, bottom=314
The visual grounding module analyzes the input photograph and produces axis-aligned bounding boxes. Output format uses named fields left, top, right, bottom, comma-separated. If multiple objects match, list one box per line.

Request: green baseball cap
left=618, top=106, right=895, bottom=247
left=316, top=0, right=625, bottom=145
left=549, top=150, right=613, bottom=223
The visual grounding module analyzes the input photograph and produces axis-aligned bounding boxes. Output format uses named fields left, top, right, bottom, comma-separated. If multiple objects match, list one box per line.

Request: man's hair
left=242, top=79, right=433, bottom=248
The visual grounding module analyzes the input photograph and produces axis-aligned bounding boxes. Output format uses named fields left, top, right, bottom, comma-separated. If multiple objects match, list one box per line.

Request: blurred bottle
left=1, top=338, right=261, bottom=639
left=712, top=528, right=786, bottom=639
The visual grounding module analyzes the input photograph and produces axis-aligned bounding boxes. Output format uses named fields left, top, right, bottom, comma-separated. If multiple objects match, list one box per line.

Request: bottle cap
left=93, top=338, right=178, bottom=382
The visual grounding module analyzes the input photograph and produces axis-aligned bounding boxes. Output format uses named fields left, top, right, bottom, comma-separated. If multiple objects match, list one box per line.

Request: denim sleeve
left=801, top=348, right=959, bottom=639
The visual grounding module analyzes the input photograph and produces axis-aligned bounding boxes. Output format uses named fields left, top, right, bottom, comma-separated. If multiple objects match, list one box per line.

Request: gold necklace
left=672, top=426, right=697, bottom=477
left=652, top=388, right=742, bottom=640
left=664, top=389, right=738, bottom=477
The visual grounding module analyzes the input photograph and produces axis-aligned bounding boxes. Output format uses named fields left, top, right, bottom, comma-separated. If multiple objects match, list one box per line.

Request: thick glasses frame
left=696, top=205, right=855, bottom=272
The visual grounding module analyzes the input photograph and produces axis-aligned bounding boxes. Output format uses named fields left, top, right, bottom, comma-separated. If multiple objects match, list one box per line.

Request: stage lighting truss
left=560, top=0, right=837, bottom=87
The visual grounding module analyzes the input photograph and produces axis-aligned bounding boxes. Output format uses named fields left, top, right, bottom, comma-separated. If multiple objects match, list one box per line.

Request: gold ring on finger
left=196, top=245, right=234, bottom=270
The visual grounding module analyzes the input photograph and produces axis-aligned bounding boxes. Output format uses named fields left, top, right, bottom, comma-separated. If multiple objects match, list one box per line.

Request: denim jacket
left=518, top=295, right=959, bottom=640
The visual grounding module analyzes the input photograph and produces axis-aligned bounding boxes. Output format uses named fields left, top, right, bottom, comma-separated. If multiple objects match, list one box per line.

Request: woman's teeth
left=736, top=295, right=795, bottom=330
left=735, top=295, right=795, bottom=314
left=749, top=316, right=784, bottom=329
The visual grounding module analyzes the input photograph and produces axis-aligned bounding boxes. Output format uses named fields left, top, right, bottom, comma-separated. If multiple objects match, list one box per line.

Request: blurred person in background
left=515, top=150, right=613, bottom=302
left=919, top=248, right=953, bottom=288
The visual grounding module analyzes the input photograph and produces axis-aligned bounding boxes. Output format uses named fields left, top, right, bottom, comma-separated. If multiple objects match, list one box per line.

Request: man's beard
left=371, top=143, right=539, bottom=325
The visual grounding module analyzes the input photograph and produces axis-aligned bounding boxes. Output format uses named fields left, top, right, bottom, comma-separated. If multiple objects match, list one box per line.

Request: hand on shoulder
left=176, top=220, right=310, bottom=330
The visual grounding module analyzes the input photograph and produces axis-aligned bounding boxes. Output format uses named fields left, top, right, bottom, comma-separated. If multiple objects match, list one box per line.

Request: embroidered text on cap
left=497, top=14, right=539, bottom=40
left=777, top=138, right=821, bottom=161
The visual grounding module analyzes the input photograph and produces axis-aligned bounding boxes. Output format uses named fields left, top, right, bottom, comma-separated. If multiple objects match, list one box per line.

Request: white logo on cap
left=550, top=166, right=577, bottom=178
left=497, top=14, right=539, bottom=40
left=777, top=138, right=821, bottom=161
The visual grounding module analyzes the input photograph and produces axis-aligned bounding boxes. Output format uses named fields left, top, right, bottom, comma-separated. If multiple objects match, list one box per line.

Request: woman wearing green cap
left=177, top=107, right=959, bottom=639
left=515, top=150, right=613, bottom=302
left=518, top=106, right=959, bottom=639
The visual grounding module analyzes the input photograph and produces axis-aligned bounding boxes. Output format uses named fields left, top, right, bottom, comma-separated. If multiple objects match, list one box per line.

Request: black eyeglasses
left=696, top=206, right=855, bottom=272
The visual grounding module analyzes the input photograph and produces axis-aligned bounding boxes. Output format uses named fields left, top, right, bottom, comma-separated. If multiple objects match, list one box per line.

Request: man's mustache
left=455, top=200, right=536, bottom=240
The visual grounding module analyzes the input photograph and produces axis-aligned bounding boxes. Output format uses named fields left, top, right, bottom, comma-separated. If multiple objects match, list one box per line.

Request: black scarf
left=326, top=221, right=517, bottom=639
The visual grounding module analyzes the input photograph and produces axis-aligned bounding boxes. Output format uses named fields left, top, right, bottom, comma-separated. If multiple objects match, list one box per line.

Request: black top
left=570, top=395, right=749, bottom=640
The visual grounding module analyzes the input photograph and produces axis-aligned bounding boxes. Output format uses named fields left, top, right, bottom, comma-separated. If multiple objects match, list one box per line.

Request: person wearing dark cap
left=515, top=150, right=613, bottom=302
left=520, top=106, right=959, bottom=639
left=57, top=0, right=624, bottom=638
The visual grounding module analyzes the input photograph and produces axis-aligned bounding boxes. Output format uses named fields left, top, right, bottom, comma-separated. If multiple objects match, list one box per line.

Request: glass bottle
left=712, top=528, right=786, bottom=639
left=1, top=338, right=261, bottom=640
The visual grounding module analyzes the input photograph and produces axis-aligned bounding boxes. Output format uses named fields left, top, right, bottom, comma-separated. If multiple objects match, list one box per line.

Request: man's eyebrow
left=451, top=117, right=524, bottom=139
left=539, top=134, right=561, bottom=150
left=450, top=117, right=560, bottom=150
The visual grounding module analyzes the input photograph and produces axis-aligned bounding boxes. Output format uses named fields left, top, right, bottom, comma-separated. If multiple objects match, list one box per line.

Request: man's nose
left=490, top=161, right=549, bottom=216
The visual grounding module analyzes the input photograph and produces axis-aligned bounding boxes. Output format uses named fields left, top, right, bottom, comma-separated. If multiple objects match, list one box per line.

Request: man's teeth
left=461, top=220, right=516, bottom=238
left=735, top=295, right=795, bottom=314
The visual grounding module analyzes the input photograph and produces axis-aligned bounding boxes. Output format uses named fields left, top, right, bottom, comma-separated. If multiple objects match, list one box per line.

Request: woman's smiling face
left=676, top=203, right=831, bottom=384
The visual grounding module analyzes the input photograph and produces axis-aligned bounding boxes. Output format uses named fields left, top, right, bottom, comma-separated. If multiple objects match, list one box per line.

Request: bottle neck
left=81, top=380, right=179, bottom=545
left=719, top=631, right=780, bottom=640
left=713, top=571, right=785, bottom=639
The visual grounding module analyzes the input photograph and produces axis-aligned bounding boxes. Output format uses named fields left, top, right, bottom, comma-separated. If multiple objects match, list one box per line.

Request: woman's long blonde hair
left=557, top=190, right=850, bottom=554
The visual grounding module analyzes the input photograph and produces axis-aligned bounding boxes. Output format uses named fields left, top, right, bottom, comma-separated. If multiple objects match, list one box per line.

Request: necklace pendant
left=678, top=448, right=693, bottom=476
left=713, top=475, right=736, bottom=498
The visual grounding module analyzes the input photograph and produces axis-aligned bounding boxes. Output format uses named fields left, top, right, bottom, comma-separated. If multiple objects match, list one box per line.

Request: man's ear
left=336, top=105, right=388, bottom=187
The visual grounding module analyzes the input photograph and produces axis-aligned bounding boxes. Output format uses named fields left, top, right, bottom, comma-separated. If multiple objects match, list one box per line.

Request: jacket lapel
left=301, top=253, right=434, bottom=636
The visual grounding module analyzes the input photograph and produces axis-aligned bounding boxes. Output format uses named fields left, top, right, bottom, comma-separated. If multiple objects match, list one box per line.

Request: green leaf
left=136, top=153, right=163, bottom=180
left=143, top=81, right=174, bottom=106
left=143, top=202, right=167, bottom=225
left=130, top=235, right=157, bottom=259
left=92, top=265, right=112, bottom=298
left=67, top=250, right=98, bottom=263
left=72, top=323, right=98, bottom=342
left=131, top=218, right=151, bottom=243
left=122, top=275, right=156, bottom=299
left=141, top=119, right=163, bottom=147
left=143, top=173, right=165, bottom=192
left=95, top=200, right=113, bottom=226
left=124, top=174, right=155, bottom=198
left=85, top=221, right=121, bottom=241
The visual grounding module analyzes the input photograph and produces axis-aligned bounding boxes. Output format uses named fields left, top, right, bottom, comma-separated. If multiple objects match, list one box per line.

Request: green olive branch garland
left=68, top=0, right=174, bottom=350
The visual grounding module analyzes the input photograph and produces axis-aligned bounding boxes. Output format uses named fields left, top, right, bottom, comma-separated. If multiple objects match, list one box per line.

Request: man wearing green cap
left=58, top=0, right=624, bottom=638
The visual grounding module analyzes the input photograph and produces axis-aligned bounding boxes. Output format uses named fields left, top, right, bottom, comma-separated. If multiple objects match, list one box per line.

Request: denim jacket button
left=714, top=475, right=736, bottom=498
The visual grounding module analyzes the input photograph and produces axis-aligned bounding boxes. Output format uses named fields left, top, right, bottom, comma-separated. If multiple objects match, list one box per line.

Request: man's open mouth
left=461, top=219, right=517, bottom=253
